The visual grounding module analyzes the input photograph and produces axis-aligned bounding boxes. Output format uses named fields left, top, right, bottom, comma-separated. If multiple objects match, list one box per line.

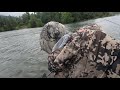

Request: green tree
left=36, top=19, right=43, bottom=27
left=28, top=14, right=37, bottom=28
left=21, top=12, right=30, bottom=25
left=60, top=12, right=74, bottom=23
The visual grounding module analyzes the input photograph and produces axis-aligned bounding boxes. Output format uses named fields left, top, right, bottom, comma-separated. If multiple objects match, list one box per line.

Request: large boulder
left=40, top=21, right=69, bottom=54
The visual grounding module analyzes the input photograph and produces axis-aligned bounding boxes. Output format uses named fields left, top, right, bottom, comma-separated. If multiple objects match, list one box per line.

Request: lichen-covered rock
left=48, top=24, right=120, bottom=78
left=40, top=21, right=69, bottom=54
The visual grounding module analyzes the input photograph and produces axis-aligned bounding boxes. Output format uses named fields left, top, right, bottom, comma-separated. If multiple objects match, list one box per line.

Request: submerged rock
left=41, top=73, right=47, bottom=78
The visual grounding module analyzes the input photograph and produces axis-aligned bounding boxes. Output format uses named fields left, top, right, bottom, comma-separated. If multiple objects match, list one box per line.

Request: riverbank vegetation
left=0, top=12, right=119, bottom=32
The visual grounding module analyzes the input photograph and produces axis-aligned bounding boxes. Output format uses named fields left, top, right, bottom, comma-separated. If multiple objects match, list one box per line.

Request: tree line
left=0, top=12, right=116, bottom=32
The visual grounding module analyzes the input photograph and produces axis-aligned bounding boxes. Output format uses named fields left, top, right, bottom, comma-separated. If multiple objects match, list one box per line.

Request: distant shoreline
left=0, top=12, right=117, bottom=32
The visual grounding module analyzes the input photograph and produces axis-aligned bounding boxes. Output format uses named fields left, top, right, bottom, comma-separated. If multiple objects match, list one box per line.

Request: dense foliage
left=0, top=12, right=117, bottom=32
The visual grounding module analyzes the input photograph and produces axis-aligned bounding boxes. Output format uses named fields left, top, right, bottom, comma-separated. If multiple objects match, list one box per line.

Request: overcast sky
left=0, top=12, right=33, bottom=17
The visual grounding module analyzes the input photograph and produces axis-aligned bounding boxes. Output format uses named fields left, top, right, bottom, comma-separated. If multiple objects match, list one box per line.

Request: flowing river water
left=0, top=15, right=120, bottom=78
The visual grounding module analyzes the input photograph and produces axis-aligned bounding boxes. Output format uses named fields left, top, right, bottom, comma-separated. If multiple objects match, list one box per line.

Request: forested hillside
left=0, top=12, right=118, bottom=32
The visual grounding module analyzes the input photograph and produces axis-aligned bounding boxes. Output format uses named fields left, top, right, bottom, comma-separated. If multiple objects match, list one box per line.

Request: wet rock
left=41, top=73, right=47, bottom=78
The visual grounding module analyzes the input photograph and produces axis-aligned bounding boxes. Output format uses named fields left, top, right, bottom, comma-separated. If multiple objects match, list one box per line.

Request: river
left=0, top=15, right=120, bottom=78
